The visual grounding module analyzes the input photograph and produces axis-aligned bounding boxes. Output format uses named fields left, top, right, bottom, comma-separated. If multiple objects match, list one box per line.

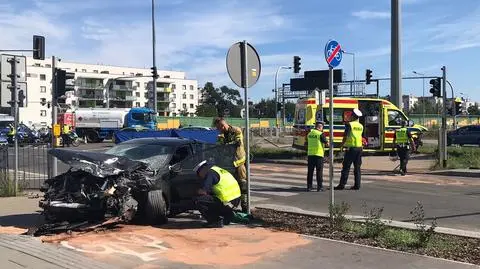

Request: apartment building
left=0, top=55, right=199, bottom=126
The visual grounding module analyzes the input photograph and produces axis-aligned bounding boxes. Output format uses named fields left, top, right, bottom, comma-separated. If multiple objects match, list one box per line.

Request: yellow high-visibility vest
left=210, top=166, right=241, bottom=203
left=307, top=129, right=325, bottom=157
left=344, top=120, right=363, bottom=148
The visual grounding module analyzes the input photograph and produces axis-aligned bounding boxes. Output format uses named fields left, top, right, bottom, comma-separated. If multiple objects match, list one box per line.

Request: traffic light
left=151, top=66, right=159, bottom=79
left=54, top=69, right=75, bottom=99
left=455, top=99, right=463, bottom=115
left=277, top=102, right=283, bottom=111
left=293, top=56, right=301, bottom=74
left=429, top=78, right=441, bottom=97
left=33, top=35, right=45, bottom=60
left=365, top=69, right=373, bottom=85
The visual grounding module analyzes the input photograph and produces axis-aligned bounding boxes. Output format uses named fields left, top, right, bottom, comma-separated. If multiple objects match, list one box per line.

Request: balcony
left=156, top=87, right=171, bottom=93
left=111, top=84, right=134, bottom=91
left=76, top=83, right=104, bottom=90
left=78, top=95, right=104, bottom=101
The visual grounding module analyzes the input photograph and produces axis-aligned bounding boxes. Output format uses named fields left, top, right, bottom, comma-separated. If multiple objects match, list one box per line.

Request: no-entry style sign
left=324, top=40, right=343, bottom=68
left=226, top=42, right=261, bottom=88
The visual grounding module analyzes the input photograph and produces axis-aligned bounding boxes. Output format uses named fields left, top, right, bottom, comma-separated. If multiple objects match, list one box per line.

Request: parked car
left=178, top=126, right=213, bottom=131
left=447, top=125, right=480, bottom=146
left=38, top=137, right=236, bottom=234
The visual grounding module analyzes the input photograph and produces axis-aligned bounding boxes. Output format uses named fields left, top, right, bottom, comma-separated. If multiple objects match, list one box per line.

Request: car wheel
left=86, top=131, right=99, bottom=143
left=145, top=190, right=168, bottom=225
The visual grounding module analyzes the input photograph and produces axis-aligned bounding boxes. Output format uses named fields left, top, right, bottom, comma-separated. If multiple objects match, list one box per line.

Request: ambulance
left=292, top=95, right=427, bottom=152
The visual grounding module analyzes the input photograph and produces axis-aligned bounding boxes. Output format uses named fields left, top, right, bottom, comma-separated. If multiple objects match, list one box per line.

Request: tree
left=408, top=100, right=443, bottom=115
left=195, top=82, right=243, bottom=117
left=467, top=104, right=480, bottom=115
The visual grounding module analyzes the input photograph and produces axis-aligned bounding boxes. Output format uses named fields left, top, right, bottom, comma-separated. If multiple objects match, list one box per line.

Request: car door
left=168, top=145, right=201, bottom=200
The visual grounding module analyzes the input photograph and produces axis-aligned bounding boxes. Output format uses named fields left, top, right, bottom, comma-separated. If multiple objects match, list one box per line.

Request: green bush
left=419, top=146, right=480, bottom=169
left=361, top=203, right=388, bottom=239
left=251, top=146, right=306, bottom=159
left=379, top=229, right=419, bottom=248
left=329, top=202, right=350, bottom=229
left=410, top=202, right=437, bottom=247
left=0, top=173, right=16, bottom=197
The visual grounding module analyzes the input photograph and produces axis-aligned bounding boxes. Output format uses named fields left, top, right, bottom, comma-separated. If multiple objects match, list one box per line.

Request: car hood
left=49, top=149, right=148, bottom=178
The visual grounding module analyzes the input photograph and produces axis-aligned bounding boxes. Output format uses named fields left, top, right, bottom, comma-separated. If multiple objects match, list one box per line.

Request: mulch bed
left=252, top=208, right=480, bottom=266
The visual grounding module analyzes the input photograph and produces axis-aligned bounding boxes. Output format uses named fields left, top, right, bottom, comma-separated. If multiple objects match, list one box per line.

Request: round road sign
left=324, top=39, right=342, bottom=68
left=226, top=42, right=261, bottom=88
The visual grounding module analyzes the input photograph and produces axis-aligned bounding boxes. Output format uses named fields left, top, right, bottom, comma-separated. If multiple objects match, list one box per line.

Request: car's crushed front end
left=34, top=149, right=163, bottom=236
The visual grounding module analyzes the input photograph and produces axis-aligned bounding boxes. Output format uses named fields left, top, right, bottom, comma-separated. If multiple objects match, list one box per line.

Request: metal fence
left=0, top=143, right=50, bottom=191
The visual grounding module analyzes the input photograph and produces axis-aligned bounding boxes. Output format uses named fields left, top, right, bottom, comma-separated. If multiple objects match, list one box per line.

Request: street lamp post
left=413, top=71, right=425, bottom=125
left=341, top=50, right=356, bottom=94
left=274, top=66, right=292, bottom=127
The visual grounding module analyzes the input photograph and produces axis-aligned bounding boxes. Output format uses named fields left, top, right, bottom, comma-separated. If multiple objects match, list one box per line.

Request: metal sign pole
left=328, top=66, right=335, bottom=218
left=242, top=40, right=251, bottom=214
left=441, top=66, right=447, bottom=168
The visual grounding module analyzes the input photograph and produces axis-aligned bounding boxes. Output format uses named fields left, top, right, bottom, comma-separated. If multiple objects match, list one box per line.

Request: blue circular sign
left=324, top=39, right=342, bottom=68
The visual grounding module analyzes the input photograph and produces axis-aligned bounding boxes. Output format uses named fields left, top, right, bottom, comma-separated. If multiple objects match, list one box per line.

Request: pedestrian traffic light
left=365, top=69, right=373, bottom=85
left=293, top=56, right=301, bottom=74
left=151, top=66, right=159, bottom=79
left=429, top=78, right=441, bottom=97
left=33, top=35, right=45, bottom=60
left=18, top=90, right=25, bottom=107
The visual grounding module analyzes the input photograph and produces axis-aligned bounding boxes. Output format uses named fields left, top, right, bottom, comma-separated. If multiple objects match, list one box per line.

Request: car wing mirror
left=169, top=164, right=182, bottom=173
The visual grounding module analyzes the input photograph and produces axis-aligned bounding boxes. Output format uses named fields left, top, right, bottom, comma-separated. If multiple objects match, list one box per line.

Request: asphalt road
left=250, top=163, right=480, bottom=232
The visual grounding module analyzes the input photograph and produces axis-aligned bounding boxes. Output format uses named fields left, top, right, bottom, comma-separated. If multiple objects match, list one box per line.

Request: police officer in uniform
left=214, top=117, right=248, bottom=213
left=306, top=121, right=329, bottom=192
left=193, top=160, right=241, bottom=228
left=7, top=123, right=15, bottom=144
left=393, top=120, right=416, bottom=176
left=62, top=124, right=71, bottom=147
left=335, top=108, right=364, bottom=190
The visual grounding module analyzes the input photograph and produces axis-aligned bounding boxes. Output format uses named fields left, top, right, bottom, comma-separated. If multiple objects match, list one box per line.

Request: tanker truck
left=58, top=107, right=156, bottom=143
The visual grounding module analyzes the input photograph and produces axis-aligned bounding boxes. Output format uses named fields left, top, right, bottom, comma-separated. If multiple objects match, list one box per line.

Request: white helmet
left=353, top=108, right=363, bottom=117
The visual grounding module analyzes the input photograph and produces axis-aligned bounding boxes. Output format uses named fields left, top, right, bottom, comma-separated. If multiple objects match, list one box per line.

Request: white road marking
left=250, top=191, right=298, bottom=197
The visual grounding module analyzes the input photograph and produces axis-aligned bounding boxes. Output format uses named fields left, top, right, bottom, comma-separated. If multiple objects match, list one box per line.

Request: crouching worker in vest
left=193, top=160, right=241, bottom=228
left=393, top=120, right=416, bottom=176
left=306, top=121, right=329, bottom=192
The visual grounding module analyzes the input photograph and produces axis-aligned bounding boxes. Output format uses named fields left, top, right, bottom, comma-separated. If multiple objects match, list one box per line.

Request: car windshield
left=105, top=143, right=175, bottom=170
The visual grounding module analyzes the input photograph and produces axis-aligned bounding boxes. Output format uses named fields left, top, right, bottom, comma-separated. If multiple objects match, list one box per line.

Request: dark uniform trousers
left=194, top=195, right=240, bottom=224
left=339, top=147, right=363, bottom=188
left=307, top=156, right=324, bottom=188
left=396, top=145, right=410, bottom=173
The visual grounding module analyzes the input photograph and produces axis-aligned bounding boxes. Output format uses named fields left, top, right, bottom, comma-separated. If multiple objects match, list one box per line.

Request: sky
left=1, top=0, right=479, bottom=102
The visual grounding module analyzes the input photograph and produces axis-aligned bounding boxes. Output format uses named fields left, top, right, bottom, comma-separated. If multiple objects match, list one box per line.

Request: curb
left=428, top=170, right=480, bottom=178
left=253, top=204, right=480, bottom=239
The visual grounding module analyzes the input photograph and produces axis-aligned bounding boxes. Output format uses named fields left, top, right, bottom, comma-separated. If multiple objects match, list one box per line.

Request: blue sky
left=1, top=0, right=479, bottom=102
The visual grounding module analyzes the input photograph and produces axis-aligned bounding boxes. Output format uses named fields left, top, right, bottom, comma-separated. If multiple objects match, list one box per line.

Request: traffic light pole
left=441, top=66, right=447, bottom=168
left=151, top=0, right=158, bottom=115
left=50, top=56, right=58, bottom=178
left=7, top=56, right=20, bottom=195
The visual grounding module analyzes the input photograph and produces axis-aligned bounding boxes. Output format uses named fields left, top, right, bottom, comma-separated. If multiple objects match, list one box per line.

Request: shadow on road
left=401, top=212, right=480, bottom=222
left=0, top=213, right=44, bottom=229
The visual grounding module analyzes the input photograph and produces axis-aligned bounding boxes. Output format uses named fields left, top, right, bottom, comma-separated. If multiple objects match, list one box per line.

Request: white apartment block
left=402, top=95, right=419, bottom=112
left=0, top=55, right=199, bottom=127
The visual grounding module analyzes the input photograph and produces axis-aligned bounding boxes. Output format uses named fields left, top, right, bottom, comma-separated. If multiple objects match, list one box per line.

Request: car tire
left=145, top=190, right=168, bottom=225
left=86, top=131, right=100, bottom=143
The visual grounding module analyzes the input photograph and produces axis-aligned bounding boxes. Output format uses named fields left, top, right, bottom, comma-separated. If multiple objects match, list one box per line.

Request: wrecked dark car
left=37, top=137, right=236, bottom=234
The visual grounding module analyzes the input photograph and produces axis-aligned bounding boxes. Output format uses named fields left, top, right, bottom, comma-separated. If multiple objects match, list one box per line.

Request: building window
left=189, top=94, right=194, bottom=99
left=182, top=93, right=186, bottom=99
left=171, top=84, right=176, bottom=90
left=34, top=63, right=41, bottom=67
left=82, top=69, right=87, bottom=72
left=40, top=74, right=46, bottom=81
left=93, top=70, right=99, bottom=73
left=130, top=73, right=135, bottom=76
left=75, top=68, right=78, bottom=72
left=182, top=85, right=186, bottom=90
left=135, top=92, right=140, bottom=97
left=26, top=73, right=32, bottom=77
left=144, top=102, right=148, bottom=107
left=144, top=93, right=148, bottom=98
left=40, top=110, right=47, bottom=117
left=40, top=86, right=46, bottom=93
left=190, top=104, right=194, bottom=109
left=135, top=102, right=140, bottom=107
left=136, top=82, right=140, bottom=87
left=172, top=93, right=176, bottom=99
left=45, top=64, right=51, bottom=68
left=189, top=85, right=194, bottom=91
left=182, top=103, right=187, bottom=109
left=171, top=103, right=176, bottom=108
